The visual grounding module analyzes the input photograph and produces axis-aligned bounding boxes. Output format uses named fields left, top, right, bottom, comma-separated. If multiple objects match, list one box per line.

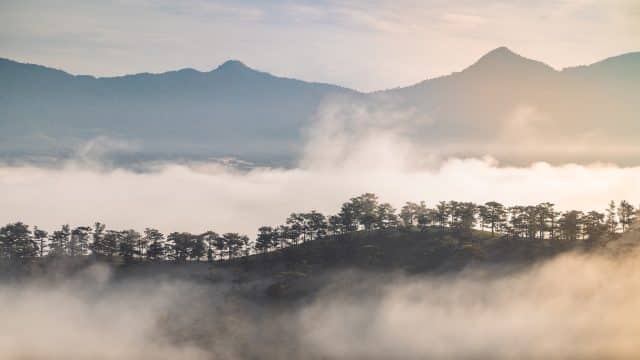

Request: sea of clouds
left=1, top=101, right=639, bottom=236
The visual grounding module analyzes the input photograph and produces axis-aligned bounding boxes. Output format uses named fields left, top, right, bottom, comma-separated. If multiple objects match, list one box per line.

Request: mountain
left=381, top=47, right=558, bottom=141
left=0, top=58, right=356, bottom=165
left=564, top=51, right=640, bottom=83
left=1, top=48, right=639, bottom=166
left=380, top=48, right=640, bottom=164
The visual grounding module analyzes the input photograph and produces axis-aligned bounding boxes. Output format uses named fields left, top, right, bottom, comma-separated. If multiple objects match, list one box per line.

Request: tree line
left=1, top=194, right=637, bottom=265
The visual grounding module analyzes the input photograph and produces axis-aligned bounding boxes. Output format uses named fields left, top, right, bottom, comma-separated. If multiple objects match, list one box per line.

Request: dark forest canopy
left=1, top=194, right=638, bottom=266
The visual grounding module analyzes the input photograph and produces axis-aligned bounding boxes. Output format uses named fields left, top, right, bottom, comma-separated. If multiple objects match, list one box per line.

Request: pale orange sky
left=1, top=0, right=638, bottom=91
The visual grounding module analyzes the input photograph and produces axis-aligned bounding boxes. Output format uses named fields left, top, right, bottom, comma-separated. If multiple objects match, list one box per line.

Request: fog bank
left=2, top=247, right=640, bottom=359
left=301, top=250, right=640, bottom=359
left=1, top=157, right=639, bottom=235
left=1, top=101, right=639, bottom=234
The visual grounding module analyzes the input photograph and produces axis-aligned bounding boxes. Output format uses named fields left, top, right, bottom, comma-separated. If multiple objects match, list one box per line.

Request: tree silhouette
left=199, top=231, right=219, bottom=262
left=535, top=203, right=556, bottom=240
left=358, top=193, right=380, bottom=231
left=221, top=233, right=245, bottom=260
left=558, top=211, right=583, bottom=242
left=91, top=222, right=106, bottom=257
left=415, top=202, right=433, bottom=231
left=119, top=230, right=140, bottom=261
left=435, top=201, right=450, bottom=230
left=583, top=211, right=607, bottom=247
left=305, top=211, right=328, bottom=241
left=328, top=215, right=345, bottom=235
left=71, top=226, right=92, bottom=257
left=102, top=230, right=120, bottom=258
left=375, top=203, right=399, bottom=230
left=190, top=235, right=206, bottom=261
left=166, top=232, right=192, bottom=262
left=454, top=202, right=477, bottom=234
left=0, top=222, right=38, bottom=263
left=286, top=213, right=305, bottom=244
left=400, top=202, right=420, bottom=227
left=1, top=194, right=638, bottom=268
left=145, top=228, right=165, bottom=261
left=255, top=226, right=275, bottom=254
left=48, top=225, right=70, bottom=257
left=618, top=201, right=636, bottom=232
left=606, top=201, right=618, bottom=235
left=33, top=226, right=48, bottom=258
left=479, top=202, right=506, bottom=237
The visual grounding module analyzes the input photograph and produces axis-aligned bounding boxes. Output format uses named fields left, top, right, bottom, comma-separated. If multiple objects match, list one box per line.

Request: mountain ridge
left=1, top=47, right=639, bottom=165
left=2, top=46, right=639, bottom=92
left=0, top=56, right=357, bottom=92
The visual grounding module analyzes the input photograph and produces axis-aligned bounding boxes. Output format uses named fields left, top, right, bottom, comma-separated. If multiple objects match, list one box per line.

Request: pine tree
left=144, top=228, right=165, bottom=261
left=33, top=226, right=48, bottom=258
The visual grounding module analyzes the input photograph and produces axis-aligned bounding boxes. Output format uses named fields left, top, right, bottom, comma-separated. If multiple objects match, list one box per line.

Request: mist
left=300, top=248, right=640, bottom=359
left=2, top=96, right=640, bottom=358
left=1, top=101, right=640, bottom=234
left=2, top=244, right=640, bottom=359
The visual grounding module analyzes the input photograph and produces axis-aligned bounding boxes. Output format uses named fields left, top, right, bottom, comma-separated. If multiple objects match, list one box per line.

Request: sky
left=1, top=0, right=638, bottom=91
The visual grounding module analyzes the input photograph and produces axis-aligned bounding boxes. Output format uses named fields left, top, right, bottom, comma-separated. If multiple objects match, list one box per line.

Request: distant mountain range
left=1, top=47, right=639, bottom=166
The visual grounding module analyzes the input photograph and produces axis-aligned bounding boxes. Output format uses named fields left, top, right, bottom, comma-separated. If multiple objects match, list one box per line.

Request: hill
left=13, top=226, right=622, bottom=303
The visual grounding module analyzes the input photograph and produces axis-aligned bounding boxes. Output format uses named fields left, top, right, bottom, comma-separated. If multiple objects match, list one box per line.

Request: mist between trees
left=1, top=194, right=637, bottom=267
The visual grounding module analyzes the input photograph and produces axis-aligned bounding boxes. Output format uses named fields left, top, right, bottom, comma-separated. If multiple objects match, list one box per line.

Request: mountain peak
left=488, top=46, right=515, bottom=55
left=465, top=46, right=554, bottom=73
left=216, top=59, right=251, bottom=72
left=477, top=47, right=521, bottom=63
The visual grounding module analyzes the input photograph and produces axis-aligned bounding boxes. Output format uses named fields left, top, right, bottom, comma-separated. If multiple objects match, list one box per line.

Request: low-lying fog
left=2, top=101, right=640, bottom=359
left=1, top=102, right=639, bottom=235
left=2, top=247, right=640, bottom=359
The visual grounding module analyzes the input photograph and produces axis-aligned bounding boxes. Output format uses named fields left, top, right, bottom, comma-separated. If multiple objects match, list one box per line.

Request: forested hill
left=2, top=224, right=638, bottom=304
left=2, top=194, right=638, bottom=300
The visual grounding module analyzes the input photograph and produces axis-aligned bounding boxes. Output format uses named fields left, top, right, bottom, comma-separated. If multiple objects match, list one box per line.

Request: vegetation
left=1, top=194, right=637, bottom=268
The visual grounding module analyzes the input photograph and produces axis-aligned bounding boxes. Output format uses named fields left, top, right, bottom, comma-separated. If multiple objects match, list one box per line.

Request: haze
left=2, top=104, right=639, bottom=235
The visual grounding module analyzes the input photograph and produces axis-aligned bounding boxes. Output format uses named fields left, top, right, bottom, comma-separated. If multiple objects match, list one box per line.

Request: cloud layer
left=2, top=247, right=640, bottom=359
left=2, top=100, right=640, bottom=235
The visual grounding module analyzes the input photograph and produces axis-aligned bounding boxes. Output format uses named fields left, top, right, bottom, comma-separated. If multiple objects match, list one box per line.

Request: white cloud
left=1, top=101, right=639, bottom=236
